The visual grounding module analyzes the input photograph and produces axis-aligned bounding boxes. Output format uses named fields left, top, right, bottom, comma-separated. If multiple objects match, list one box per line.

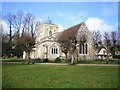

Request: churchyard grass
left=0, top=58, right=24, bottom=62
left=2, top=63, right=119, bottom=88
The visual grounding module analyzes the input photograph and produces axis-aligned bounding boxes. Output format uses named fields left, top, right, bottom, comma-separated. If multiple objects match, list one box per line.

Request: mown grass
left=2, top=63, right=119, bottom=88
left=0, top=58, right=24, bottom=62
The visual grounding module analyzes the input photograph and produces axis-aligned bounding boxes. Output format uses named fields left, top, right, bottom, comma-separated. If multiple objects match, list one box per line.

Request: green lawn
left=2, top=63, right=119, bottom=88
left=0, top=58, right=24, bottom=62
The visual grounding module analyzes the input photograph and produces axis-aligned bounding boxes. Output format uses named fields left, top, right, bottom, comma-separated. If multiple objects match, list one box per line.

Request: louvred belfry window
left=49, top=31, right=52, bottom=36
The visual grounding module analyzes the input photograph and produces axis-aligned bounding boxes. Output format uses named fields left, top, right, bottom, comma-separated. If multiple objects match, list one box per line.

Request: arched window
left=79, top=43, right=88, bottom=54
left=51, top=45, right=58, bottom=54
left=49, top=31, right=52, bottom=36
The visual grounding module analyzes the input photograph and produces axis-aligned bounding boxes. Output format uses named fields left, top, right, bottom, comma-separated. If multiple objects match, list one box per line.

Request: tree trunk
left=26, top=51, right=30, bottom=64
left=9, top=23, right=12, bottom=42
left=9, top=23, right=12, bottom=58
left=71, top=54, right=74, bottom=64
left=65, top=53, right=67, bottom=62
left=76, top=54, right=78, bottom=61
left=106, top=56, right=109, bottom=64
left=106, top=50, right=110, bottom=64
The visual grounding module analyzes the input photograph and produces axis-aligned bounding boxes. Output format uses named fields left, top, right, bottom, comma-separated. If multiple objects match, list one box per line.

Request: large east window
left=79, top=43, right=88, bottom=54
left=51, top=45, right=58, bottom=54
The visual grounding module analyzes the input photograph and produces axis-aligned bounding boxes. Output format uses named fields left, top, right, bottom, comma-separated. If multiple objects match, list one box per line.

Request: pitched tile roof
left=60, top=22, right=84, bottom=40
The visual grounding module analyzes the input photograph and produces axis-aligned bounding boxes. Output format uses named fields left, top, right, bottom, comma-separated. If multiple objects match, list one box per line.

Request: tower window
left=49, top=31, right=52, bottom=36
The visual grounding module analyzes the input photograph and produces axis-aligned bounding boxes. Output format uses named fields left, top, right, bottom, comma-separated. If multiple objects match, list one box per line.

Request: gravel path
left=77, top=64, right=120, bottom=67
left=1, top=62, right=120, bottom=66
left=36, top=63, right=120, bottom=66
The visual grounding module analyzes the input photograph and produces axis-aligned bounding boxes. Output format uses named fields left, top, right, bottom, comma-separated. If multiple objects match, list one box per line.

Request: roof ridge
left=59, top=22, right=85, bottom=39
left=64, top=22, right=84, bottom=32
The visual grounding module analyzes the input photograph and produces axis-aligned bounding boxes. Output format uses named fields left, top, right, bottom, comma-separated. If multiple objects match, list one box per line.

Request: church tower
left=35, top=23, right=59, bottom=43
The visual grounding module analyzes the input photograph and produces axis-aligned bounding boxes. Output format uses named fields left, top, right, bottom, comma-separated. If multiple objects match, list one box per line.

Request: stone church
left=23, top=22, right=95, bottom=60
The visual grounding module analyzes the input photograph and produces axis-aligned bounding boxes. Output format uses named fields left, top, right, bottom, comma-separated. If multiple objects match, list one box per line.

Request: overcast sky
left=2, top=2, right=118, bottom=34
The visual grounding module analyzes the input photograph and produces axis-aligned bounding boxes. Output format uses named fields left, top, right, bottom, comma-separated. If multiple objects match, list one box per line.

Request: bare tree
left=103, top=32, right=111, bottom=64
left=3, top=11, right=41, bottom=59
left=4, top=12, right=14, bottom=57
left=4, top=12, right=14, bottom=43
left=92, top=30, right=102, bottom=54
left=1, top=21, right=11, bottom=57
left=69, top=32, right=88, bottom=63
left=2, top=34, right=10, bottom=57
left=19, top=33, right=35, bottom=64
left=58, top=40, right=70, bottom=61
left=0, top=20, right=2, bottom=58
left=12, top=10, right=25, bottom=38
left=11, top=12, right=41, bottom=58
left=18, top=13, right=41, bottom=63
left=58, top=31, right=78, bottom=64
left=111, top=31, right=117, bottom=46
left=24, top=13, right=41, bottom=38
left=58, top=23, right=88, bottom=64
left=69, top=36, right=77, bottom=64
left=110, top=31, right=118, bottom=58
left=12, top=11, right=41, bottom=39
